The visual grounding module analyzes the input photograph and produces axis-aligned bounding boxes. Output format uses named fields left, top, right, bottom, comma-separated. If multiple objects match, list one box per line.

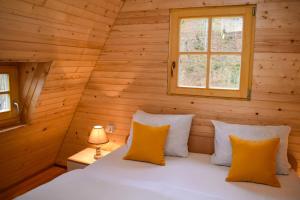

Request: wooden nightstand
left=67, top=148, right=111, bottom=171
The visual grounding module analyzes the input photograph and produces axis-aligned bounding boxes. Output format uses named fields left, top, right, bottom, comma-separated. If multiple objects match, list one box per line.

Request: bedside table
left=67, top=148, right=111, bottom=171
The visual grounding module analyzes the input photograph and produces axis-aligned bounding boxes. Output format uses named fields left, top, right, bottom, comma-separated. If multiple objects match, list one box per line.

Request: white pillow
left=211, top=120, right=291, bottom=175
left=127, top=110, right=194, bottom=157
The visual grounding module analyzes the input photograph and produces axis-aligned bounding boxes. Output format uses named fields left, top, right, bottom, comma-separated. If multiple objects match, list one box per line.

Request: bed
left=17, top=146, right=300, bottom=200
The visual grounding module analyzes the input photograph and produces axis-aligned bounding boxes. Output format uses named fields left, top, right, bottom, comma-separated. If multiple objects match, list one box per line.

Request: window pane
left=211, top=17, right=243, bottom=52
left=0, top=94, right=11, bottom=113
left=180, top=18, right=208, bottom=52
left=209, top=55, right=241, bottom=90
left=0, top=74, right=10, bottom=92
left=178, top=54, right=207, bottom=88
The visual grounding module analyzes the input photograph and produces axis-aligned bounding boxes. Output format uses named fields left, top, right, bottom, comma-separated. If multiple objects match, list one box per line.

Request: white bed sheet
left=18, top=146, right=300, bottom=200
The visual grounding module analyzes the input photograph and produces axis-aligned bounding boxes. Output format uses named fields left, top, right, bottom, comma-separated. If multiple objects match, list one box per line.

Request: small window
left=168, top=5, right=255, bottom=99
left=0, top=66, right=20, bottom=128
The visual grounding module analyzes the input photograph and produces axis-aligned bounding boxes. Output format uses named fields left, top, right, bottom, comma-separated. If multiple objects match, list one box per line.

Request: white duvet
left=18, top=146, right=300, bottom=200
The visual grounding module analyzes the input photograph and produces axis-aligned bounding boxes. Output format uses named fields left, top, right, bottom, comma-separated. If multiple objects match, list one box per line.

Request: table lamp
left=88, top=125, right=109, bottom=159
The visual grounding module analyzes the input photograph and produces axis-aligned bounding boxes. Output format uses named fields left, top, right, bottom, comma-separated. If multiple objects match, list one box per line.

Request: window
left=168, top=5, right=255, bottom=99
left=0, top=66, right=20, bottom=128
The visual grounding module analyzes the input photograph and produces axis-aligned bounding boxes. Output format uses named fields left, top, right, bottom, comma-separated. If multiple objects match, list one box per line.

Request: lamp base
left=94, top=146, right=101, bottom=160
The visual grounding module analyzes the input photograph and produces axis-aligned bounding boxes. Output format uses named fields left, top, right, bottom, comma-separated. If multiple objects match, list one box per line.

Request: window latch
left=252, top=7, right=256, bottom=16
left=171, top=61, right=176, bottom=77
left=13, top=101, right=20, bottom=114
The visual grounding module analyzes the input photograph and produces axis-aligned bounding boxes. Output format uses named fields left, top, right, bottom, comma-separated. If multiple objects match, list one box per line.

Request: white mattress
left=18, top=146, right=300, bottom=200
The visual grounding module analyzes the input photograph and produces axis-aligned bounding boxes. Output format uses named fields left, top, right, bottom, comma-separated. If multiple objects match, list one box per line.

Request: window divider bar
left=179, top=52, right=208, bottom=55
left=210, top=52, right=242, bottom=55
left=206, top=18, right=212, bottom=89
left=179, top=52, right=241, bottom=55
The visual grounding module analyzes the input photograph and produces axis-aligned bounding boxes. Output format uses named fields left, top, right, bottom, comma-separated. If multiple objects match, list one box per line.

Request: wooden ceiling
left=0, top=0, right=124, bottom=190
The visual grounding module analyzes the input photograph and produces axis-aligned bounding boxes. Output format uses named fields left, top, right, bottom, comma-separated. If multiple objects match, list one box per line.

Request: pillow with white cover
left=127, top=110, right=194, bottom=157
left=211, top=120, right=291, bottom=175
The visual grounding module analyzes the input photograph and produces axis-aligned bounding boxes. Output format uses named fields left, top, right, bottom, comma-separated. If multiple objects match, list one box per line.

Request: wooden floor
left=0, top=166, right=66, bottom=200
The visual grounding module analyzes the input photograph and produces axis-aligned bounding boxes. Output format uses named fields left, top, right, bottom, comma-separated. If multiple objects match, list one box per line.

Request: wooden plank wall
left=57, top=0, right=300, bottom=176
left=0, top=0, right=123, bottom=190
left=19, top=62, right=52, bottom=123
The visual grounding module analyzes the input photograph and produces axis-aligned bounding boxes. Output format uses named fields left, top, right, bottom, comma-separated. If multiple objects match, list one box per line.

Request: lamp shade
left=88, top=125, right=109, bottom=145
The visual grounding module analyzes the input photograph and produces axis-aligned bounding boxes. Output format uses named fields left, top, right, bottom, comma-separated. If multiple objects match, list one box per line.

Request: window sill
left=0, top=124, right=26, bottom=133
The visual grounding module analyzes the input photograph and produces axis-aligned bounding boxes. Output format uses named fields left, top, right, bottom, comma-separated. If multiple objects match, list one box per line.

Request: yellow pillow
left=123, top=122, right=170, bottom=165
left=226, top=135, right=280, bottom=187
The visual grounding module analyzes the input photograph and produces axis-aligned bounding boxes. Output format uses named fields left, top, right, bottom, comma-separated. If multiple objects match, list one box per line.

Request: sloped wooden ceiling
left=0, top=0, right=124, bottom=190
left=57, top=0, right=300, bottom=176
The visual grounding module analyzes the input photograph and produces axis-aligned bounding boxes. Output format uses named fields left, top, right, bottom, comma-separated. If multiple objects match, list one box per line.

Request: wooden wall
left=19, top=62, right=53, bottom=124
left=57, top=0, right=300, bottom=176
left=0, top=0, right=123, bottom=190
